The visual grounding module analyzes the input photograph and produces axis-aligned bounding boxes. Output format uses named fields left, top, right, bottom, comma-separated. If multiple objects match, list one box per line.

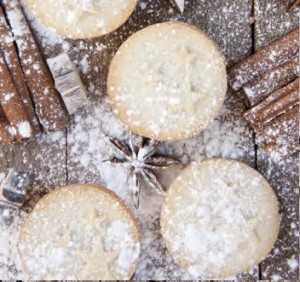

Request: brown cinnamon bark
left=228, top=28, right=299, bottom=91
left=287, top=0, right=300, bottom=11
left=256, top=106, right=299, bottom=162
left=242, top=57, right=299, bottom=106
left=0, top=106, right=14, bottom=144
left=0, top=121, right=14, bottom=144
left=244, top=78, right=299, bottom=129
left=0, top=52, right=34, bottom=141
left=0, top=6, right=41, bottom=135
left=1, top=0, right=68, bottom=132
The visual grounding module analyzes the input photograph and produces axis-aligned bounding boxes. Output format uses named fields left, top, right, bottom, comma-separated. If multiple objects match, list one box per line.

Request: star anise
left=105, top=134, right=180, bottom=208
left=286, top=0, right=300, bottom=11
left=172, top=0, right=185, bottom=13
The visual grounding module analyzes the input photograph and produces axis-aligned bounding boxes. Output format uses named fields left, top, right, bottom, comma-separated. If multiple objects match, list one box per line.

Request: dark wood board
left=0, top=0, right=298, bottom=280
left=64, top=0, right=256, bottom=279
left=0, top=132, right=67, bottom=196
left=254, top=0, right=299, bottom=280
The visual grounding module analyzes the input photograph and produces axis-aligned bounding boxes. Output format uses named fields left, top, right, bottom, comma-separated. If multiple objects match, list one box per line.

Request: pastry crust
left=160, top=158, right=280, bottom=279
left=108, top=21, right=227, bottom=141
left=23, top=0, right=138, bottom=39
left=19, top=184, right=141, bottom=280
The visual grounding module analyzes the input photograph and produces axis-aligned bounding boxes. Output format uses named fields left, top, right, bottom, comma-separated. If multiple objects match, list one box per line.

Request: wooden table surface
left=0, top=0, right=298, bottom=280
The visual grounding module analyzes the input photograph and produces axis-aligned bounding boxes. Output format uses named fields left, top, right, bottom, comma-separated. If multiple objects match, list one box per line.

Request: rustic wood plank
left=0, top=132, right=67, bottom=278
left=0, top=132, right=67, bottom=200
left=64, top=0, right=257, bottom=279
left=0, top=0, right=68, bottom=198
left=254, top=0, right=299, bottom=49
left=0, top=2, right=68, bottom=277
left=4, top=0, right=293, bottom=280
left=254, top=0, right=299, bottom=280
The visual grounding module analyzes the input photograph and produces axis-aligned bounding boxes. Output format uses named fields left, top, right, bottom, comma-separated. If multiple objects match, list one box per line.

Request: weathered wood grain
left=0, top=0, right=68, bottom=218
left=1, top=0, right=297, bottom=280
left=0, top=132, right=67, bottom=196
left=65, top=0, right=257, bottom=280
left=0, top=130, right=67, bottom=278
left=254, top=0, right=299, bottom=280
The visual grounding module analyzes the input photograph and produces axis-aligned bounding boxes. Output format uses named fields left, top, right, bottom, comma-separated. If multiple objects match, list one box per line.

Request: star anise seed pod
left=105, top=134, right=180, bottom=208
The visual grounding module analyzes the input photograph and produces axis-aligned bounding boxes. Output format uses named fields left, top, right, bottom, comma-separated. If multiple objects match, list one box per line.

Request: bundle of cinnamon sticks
left=228, top=28, right=299, bottom=162
left=0, top=0, right=68, bottom=144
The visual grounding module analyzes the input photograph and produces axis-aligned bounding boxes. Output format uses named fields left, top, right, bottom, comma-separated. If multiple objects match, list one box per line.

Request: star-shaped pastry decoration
left=172, top=0, right=185, bottom=13
left=106, top=134, right=180, bottom=208
left=287, top=0, right=300, bottom=10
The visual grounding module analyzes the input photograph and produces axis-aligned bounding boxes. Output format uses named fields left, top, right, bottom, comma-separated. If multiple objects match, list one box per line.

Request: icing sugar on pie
left=108, top=21, right=227, bottom=141
left=19, top=184, right=140, bottom=280
left=24, top=0, right=138, bottom=38
left=160, top=158, right=280, bottom=279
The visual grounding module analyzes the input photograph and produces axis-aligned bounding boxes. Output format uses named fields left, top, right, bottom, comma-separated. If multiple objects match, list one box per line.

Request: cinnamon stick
left=0, top=52, right=34, bottom=141
left=0, top=121, right=14, bottom=144
left=47, top=53, right=89, bottom=115
left=0, top=6, right=41, bottom=135
left=256, top=106, right=299, bottom=162
left=244, top=78, right=299, bottom=129
left=0, top=106, right=14, bottom=144
left=228, top=28, right=299, bottom=91
left=1, top=0, right=68, bottom=132
left=287, top=0, right=300, bottom=11
left=242, top=57, right=299, bottom=106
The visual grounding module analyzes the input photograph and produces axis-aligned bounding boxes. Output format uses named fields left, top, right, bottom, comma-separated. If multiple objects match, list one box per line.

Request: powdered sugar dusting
left=65, top=93, right=254, bottom=279
left=17, top=121, right=32, bottom=138
left=20, top=0, right=69, bottom=50
left=253, top=3, right=299, bottom=278
left=0, top=0, right=297, bottom=280
left=108, top=21, right=227, bottom=141
left=23, top=0, right=138, bottom=39
left=160, top=159, right=280, bottom=279
left=287, top=256, right=299, bottom=272
left=1, top=0, right=256, bottom=278
left=18, top=185, right=140, bottom=280
left=0, top=208, right=26, bottom=279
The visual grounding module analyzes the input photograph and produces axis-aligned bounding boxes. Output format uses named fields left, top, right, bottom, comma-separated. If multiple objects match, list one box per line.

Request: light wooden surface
left=0, top=0, right=298, bottom=280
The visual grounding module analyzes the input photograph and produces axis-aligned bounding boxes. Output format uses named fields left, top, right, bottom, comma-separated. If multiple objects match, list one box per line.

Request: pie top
left=24, top=0, right=138, bottom=38
left=19, top=184, right=141, bottom=280
left=160, top=158, right=280, bottom=279
left=108, top=21, right=227, bottom=141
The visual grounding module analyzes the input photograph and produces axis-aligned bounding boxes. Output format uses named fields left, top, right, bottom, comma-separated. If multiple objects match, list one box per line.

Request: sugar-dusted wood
left=254, top=0, right=299, bottom=280
left=64, top=0, right=257, bottom=279
left=0, top=137, right=67, bottom=278
left=1, top=0, right=297, bottom=280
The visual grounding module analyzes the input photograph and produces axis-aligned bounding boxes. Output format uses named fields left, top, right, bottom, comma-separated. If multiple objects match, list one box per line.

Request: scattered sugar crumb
left=0, top=0, right=298, bottom=280
left=17, top=121, right=32, bottom=138
left=287, top=256, right=298, bottom=272
left=272, top=274, right=282, bottom=281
